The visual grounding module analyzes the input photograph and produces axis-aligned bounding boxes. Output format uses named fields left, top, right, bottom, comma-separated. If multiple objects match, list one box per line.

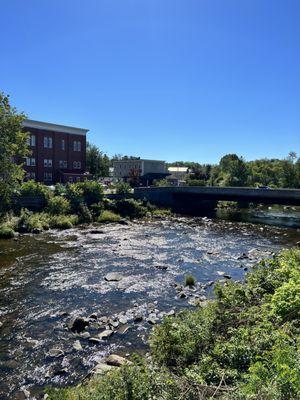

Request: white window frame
left=44, top=159, right=53, bottom=168
left=44, top=172, right=52, bottom=181
left=44, top=136, right=53, bottom=149
left=73, top=141, right=81, bottom=152
left=26, top=157, right=36, bottom=166
left=59, top=160, right=67, bottom=169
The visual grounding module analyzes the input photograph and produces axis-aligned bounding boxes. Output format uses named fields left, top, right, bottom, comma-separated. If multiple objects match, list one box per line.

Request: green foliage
left=185, top=274, right=196, bottom=286
left=115, top=199, right=148, bottom=219
left=46, top=249, right=300, bottom=399
left=49, top=214, right=78, bottom=229
left=17, top=209, right=50, bottom=232
left=65, top=181, right=104, bottom=211
left=47, top=196, right=71, bottom=215
left=153, top=178, right=169, bottom=187
left=187, top=179, right=206, bottom=186
left=115, top=182, right=131, bottom=194
left=151, top=208, right=172, bottom=217
left=0, top=92, right=29, bottom=213
left=86, top=142, right=110, bottom=177
left=0, top=224, right=15, bottom=239
left=20, top=180, right=52, bottom=205
left=98, top=210, right=121, bottom=223
left=54, top=183, right=67, bottom=197
left=77, top=203, right=93, bottom=223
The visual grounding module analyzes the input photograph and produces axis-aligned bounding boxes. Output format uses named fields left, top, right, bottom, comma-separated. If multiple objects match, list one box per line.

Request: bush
left=47, top=196, right=71, bottom=215
left=184, top=274, right=196, bottom=287
left=115, top=182, right=131, bottom=195
left=0, top=224, right=15, bottom=239
left=77, top=203, right=93, bottom=223
left=77, top=181, right=104, bottom=206
left=19, top=180, right=52, bottom=205
left=17, top=209, right=50, bottom=232
left=65, top=183, right=84, bottom=212
left=151, top=208, right=172, bottom=217
left=54, top=183, right=67, bottom=197
left=98, top=210, right=121, bottom=223
left=115, top=199, right=147, bottom=219
left=49, top=215, right=78, bottom=229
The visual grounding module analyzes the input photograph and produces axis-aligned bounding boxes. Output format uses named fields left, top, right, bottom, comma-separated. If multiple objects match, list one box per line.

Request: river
left=0, top=208, right=299, bottom=399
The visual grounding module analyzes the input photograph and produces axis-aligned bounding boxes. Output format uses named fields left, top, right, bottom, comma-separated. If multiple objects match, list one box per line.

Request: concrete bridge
left=134, top=186, right=300, bottom=214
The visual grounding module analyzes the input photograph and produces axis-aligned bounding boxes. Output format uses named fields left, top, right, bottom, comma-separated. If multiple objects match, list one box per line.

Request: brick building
left=22, top=119, right=90, bottom=184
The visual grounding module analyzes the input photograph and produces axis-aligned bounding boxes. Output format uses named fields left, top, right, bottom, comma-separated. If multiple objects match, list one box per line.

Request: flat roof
left=113, top=159, right=165, bottom=163
left=22, top=119, right=89, bottom=136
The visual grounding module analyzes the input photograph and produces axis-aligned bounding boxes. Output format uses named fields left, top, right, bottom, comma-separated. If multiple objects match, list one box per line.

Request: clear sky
left=1, top=0, right=299, bottom=163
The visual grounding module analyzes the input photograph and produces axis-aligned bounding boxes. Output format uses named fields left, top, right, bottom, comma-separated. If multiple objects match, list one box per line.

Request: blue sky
left=1, top=0, right=299, bottom=163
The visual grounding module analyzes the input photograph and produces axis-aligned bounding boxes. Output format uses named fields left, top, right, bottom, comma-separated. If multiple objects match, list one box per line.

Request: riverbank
left=0, top=214, right=299, bottom=399
left=47, top=247, right=300, bottom=400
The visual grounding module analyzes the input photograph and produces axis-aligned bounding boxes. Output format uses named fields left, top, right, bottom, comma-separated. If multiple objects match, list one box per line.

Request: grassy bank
left=47, top=248, right=300, bottom=400
left=0, top=180, right=171, bottom=238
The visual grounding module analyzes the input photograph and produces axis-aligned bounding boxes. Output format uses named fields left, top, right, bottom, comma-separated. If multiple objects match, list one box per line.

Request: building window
left=61, top=139, right=65, bottom=151
left=44, top=136, right=53, bottom=148
left=59, top=160, right=68, bottom=169
left=27, top=134, right=36, bottom=147
left=26, top=157, right=36, bottom=166
left=44, top=159, right=53, bottom=167
left=73, top=141, right=81, bottom=151
left=26, top=171, right=36, bottom=180
left=44, top=172, right=52, bottom=181
left=73, top=161, right=81, bottom=169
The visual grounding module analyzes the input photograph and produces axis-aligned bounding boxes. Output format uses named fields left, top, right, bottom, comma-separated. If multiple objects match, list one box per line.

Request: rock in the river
left=105, top=354, right=132, bottom=367
left=68, top=316, right=89, bottom=333
left=109, top=320, right=119, bottom=329
left=118, top=325, right=129, bottom=335
left=237, top=253, right=249, bottom=260
left=89, top=337, right=101, bottom=344
left=98, top=329, right=114, bottom=340
left=92, top=362, right=114, bottom=375
left=216, top=271, right=225, bottom=276
left=80, top=331, right=91, bottom=339
left=223, top=274, right=232, bottom=279
left=155, top=265, right=168, bottom=270
left=48, top=348, right=64, bottom=358
left=73, top=340, right=83, bottom=351
left=89, top=229, right=104, bottom=234
left=133, top=314, right=143, bottom=322
left=179, top=291, right=187, bottom=299
left=105, top=272, right=123, bottom=282
left=89, top=313, right=98, bottom=320
left=118, top=317, right=127, bottom=325
left=147, top=318, right=157, bottom=325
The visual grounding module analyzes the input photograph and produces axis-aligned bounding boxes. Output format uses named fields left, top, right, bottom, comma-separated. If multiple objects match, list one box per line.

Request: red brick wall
left=23, top=127, right=87, bottom=184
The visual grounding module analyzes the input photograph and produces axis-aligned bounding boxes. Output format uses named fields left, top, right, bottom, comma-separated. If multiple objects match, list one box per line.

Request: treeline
left=168, top=152, right=300, bottom=188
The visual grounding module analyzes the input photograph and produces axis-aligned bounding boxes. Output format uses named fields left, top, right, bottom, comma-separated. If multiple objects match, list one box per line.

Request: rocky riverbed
left=0, top=214, right=299, bottom=399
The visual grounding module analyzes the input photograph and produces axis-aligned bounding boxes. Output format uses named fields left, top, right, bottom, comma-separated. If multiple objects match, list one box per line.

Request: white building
left=113, top=159, right=168, bottom=185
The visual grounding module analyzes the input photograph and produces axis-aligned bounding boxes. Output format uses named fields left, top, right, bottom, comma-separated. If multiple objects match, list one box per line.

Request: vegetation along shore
left=46, top=248, right=300, bottom=400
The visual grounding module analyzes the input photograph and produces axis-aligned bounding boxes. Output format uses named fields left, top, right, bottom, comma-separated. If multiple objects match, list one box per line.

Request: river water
left=0, top=208, right=299, bottom=399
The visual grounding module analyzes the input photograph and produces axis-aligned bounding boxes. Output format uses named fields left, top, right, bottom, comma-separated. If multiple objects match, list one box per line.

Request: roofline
left=113, top=159, right=165, bottom=163
left=22, top=119, right=89, bottom=136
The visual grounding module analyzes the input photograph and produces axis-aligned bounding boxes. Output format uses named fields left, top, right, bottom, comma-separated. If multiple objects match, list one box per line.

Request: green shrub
left=151, top=208, right=172, bottom=217
left=65, top=183, right=84, bottom=211
left=115, top=199, right=147, bottom=219
left=77, top=181, right=104, bottom=206
left=17, top=209, right=50, bottom=232
left=49, top=215, right=78, bottom=229
left=78, top=203, right=93, bottom=223
left=271, top=280, right=300, bottom=321
left=47, top=196, right=71, bottom=215
left=98, top=210, right=121, bottom=223
left=54, top=183, right=67, bottom=197
left=90, top=202, right=104, bottom=219
left=115, top=182, right=131, bottom=195
left=0, top=224, right=15, bottom=239
left=184, top=275, right=196, bottom=287
left=20, top=180, right=52, bottom=205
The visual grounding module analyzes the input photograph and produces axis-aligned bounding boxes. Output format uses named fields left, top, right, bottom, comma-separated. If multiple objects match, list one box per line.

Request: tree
left=219, top=154, right=249, bottom=186
left=86, top=142, right=110, bottom=177
left=0, top=92, right=29, bottom=213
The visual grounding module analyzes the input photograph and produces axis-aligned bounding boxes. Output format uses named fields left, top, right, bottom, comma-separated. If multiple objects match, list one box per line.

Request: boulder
left=68, top=316, right=89, bottom=333
left=80, top=332, right=91, bottom=339
left=48, top=348, right=64, bottom=358
left=105, top=272, right=123, bottom=282
left=105, top=354, right=132, bottom=367
left=92, top=362, right=114, bottom=375
left=89, top=337, right=101, bottom=344
left=73, top=340, right=83, bottom=351
left=98, top=329, right=114, bottom=340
